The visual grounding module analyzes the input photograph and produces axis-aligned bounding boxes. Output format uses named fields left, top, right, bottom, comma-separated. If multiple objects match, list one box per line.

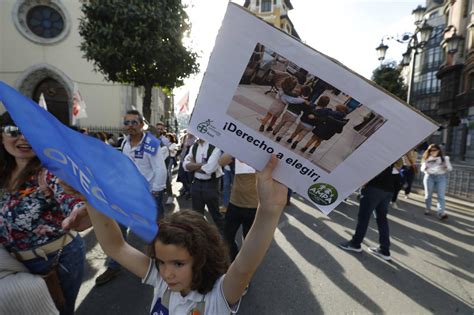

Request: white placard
left=188, top=3, right=438, bottom=213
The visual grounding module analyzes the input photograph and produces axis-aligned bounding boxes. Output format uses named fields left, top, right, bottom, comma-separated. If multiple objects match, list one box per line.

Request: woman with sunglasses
left=420, top=144, right=452, bottom=219
left=0, top=112, right=88, bottom=314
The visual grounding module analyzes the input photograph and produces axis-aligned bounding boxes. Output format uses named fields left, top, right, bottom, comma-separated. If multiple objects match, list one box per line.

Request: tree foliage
left=79, top=0, right=199, bottom=120
left=371, top=62, right=408, bottom=101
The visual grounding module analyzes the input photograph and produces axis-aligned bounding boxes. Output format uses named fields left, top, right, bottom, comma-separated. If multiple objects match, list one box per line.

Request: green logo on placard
left=307, top=183, right=338, bottom=205
left=197, top=119, right=213, bottom=134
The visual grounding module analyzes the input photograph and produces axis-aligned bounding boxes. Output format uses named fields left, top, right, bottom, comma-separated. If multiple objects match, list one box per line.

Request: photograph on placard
left=227, top=43, right=386, bottom=173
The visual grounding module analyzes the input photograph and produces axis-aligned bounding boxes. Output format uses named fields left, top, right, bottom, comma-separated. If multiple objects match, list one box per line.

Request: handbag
left=41, top=242, right=66, bottom=312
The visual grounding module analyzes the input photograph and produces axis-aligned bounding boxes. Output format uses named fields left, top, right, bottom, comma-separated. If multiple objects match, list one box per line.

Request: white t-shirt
left=142, top=260, right=239, bottom=315
left=421, top=156, right=452, bottom=175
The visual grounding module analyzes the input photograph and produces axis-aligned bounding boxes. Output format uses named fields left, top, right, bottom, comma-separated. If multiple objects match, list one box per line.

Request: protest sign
left=188, top=3, right=438, bottom=214
left=0, top=81, right=158, bottom=242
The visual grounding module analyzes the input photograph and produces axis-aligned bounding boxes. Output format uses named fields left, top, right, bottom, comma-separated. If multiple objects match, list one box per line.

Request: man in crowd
left=183, top=138, right=225, bottom=233
left=339, top=164, right=395, bottom=261
left=95, top=110, right=167, bottom=285
left=155, top=121, right=170, bottom=146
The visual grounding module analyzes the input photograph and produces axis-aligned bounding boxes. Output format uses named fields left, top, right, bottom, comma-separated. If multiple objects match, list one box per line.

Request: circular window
left=26, top=5, right=64, bottom=38
left=13, top=0, right=71, bottom=45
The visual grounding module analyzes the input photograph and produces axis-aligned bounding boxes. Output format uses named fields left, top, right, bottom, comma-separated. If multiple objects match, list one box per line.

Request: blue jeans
left=351, top=186, right=392, bottom=255
left=106, top=224, right=129, bottom=270
left=22, top=234, right=85, bottom=315
left=423, top=173, right=447, bottom=214
left=222, top=169, right=234, bottom=207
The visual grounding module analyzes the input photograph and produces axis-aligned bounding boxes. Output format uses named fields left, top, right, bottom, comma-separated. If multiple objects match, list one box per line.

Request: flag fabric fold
left=0, top=81, right=158, bottom=242
left=176, top=91, right=189, bottom=115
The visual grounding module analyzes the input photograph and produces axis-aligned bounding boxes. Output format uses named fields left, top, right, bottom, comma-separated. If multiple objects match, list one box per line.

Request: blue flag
left=0, top=81, right=158, bottom=242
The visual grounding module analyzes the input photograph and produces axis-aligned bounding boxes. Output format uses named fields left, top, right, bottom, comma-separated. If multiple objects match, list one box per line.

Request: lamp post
left=375, top=5, right=434, bottom=104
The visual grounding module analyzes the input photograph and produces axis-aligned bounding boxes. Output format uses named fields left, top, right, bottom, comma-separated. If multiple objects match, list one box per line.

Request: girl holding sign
left=83, top=155, right=287, bottom=314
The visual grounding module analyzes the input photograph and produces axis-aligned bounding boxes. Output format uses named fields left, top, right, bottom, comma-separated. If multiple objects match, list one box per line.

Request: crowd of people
left=0, top=106, right=454, bottom=314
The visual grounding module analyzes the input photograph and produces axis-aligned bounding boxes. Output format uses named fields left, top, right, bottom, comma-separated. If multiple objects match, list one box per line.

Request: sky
left=174, top=0, right=425, bottom=111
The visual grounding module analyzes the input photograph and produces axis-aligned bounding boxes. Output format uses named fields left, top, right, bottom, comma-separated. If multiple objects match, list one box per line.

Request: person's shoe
left=291, top=141, right=298, bottom=149
left=424, top=209, right=430, bottom=215
left=276, top=136, right=282, bottom=142
left=438, top=213, right=448, bottom=220
left=266, top=126, right=273, bottom=132
left=166, top=196, right=174, bottom=205
left=309, top=147, right=316, bottom=154
left=404, top=193, right=409, bottom=199
left=338, top=241, right=362, bottom=253
left=300, top=147, right=307, bottom=153
left=287, top=138, right=293, bottom=143
left=390, top=201, right=398, bottom=209
left=368, top=247, right=392, bottom=261
left=259, top=125, right=265, bottom=132
left=95, top=268, right=121, bottom=286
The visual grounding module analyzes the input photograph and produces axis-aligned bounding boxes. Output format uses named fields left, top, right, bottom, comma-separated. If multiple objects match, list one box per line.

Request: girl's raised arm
left=86, top=205, right=151, bottom=279
left=223, top=155, right=287, bottom=305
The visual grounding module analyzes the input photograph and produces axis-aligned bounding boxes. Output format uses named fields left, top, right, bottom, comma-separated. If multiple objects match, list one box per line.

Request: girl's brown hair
left=281, top=76, right=298, bottom=95
left=0, top=112, right=42, bottom=191
left=422, top=143, right=445, bottom=162
left=149, top=210, right=230, bottom=294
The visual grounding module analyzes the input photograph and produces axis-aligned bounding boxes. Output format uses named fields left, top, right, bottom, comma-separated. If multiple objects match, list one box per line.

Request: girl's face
left=429, top=147, right=440, bottom=157
left=1, top=126, right=36, bottom=161
left=154, top=240, right=194, bottom=296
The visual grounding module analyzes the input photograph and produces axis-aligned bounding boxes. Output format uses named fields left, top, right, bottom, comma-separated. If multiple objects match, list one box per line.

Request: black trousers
left=190, top=178, right=224, bottom=233
left=224, top=203, right=257, bottom=261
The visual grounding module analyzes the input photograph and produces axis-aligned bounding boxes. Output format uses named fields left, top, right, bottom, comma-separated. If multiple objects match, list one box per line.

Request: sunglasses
left=430, top=148, right=439, bottom=152
left=123, top=120, right=140, bottom=126
left=2, top=125, right=23, bottom=138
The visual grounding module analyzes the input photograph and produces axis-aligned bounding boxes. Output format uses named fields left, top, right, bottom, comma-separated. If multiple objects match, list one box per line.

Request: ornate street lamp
left=412, top=5, right=426, bottom=25
left=401, top=48, right=412, bottom=66
left=417, top=20, right=433, bottom=47
left=376, top=42, right=389, bottom=61
left=445, top=32, right=463, bottom=54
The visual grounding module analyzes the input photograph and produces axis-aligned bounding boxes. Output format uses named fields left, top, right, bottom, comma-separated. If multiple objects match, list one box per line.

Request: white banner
left=72, top=83, right=87, bottom=125
left=188, top=3, right=438, bottom=214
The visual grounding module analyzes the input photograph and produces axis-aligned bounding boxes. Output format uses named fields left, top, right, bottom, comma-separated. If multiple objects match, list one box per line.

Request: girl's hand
left=256, top=155, right=288, bottom=211
left=58, top=179, right=91, bottom=231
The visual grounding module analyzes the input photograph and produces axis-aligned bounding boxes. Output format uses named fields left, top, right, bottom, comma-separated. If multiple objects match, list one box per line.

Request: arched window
left=33, top=78, right=69, bottom=125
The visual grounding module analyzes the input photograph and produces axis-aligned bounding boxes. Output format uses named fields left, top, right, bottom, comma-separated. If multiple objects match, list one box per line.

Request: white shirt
left=142, top=260, right=239, bottom=315
left=122, top=133, right=167, bottom=192
left=421, top=156, right=452, bottom=175
left=183, top=141, right=223, bottom=180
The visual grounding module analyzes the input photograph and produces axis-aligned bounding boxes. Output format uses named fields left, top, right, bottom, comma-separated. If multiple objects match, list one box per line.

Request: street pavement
left=75, top=182, right=473, bottom=314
